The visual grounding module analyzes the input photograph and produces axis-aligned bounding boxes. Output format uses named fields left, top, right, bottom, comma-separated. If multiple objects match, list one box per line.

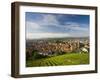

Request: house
left=80, top=47, right=89, bottom=53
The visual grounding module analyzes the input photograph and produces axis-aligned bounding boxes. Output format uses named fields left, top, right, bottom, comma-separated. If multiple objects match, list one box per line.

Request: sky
left=25, top=12, right=90, bottom=39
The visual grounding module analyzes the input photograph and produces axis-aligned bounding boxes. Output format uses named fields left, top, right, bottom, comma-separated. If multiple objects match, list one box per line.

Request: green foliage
left=26, top=53, right=89, bottom=67
left=31, top=51, right=49, bottom=60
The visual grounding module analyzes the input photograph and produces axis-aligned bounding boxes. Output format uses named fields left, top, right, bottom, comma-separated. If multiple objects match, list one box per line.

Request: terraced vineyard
left=26, top=53, right=89, bottom=67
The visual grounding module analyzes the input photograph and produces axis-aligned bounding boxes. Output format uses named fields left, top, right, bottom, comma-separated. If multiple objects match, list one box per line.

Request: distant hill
left=26, top=37, right=89, bottom=42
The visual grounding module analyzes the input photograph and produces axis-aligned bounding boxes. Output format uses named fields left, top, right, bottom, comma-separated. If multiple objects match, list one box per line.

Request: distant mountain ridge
left=26, top=37, right=89, bottom=42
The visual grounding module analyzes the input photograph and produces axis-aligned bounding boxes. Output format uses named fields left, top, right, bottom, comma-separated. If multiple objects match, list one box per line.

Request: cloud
left=26, top=32, right=89, bottom=39
left=26, top=21, right=40, bottom=29
left=26, top=32, right=71, bottom=39
left=26, top=13, right=89, bottom=39
left=26, top=21, right=41, bottom=33
left=42, top=14, right=59, bottom=25
left=64, top=22, right=89, bottom=32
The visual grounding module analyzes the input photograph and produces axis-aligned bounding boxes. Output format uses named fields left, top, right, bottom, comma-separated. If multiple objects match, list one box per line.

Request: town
left=26, top=38, right=89, bottom=60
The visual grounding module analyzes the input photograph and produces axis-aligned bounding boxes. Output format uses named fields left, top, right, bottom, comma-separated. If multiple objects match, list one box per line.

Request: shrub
left=32, top=51, right=48, bottom=60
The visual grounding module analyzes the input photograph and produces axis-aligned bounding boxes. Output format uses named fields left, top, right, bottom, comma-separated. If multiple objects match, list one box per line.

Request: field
left=26, top=53, right=89, bottom=67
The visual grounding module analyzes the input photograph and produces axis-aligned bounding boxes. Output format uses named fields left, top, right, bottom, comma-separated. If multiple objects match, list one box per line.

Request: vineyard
left=26, top=53, right=89, bottom=67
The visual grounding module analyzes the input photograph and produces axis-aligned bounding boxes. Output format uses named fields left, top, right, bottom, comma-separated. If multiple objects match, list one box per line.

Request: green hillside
left=26, top=53, right=89, bottom=67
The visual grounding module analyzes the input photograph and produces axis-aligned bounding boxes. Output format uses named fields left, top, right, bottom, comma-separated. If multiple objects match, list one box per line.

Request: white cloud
left=64, top=23, right=89, bottom=32
left=26, top=32, right=71, bottom=39
left=26, top=14, right=60, bottom=33
left=26, top=14, right=89, bottom=39
left=41, top=14, right=59, bottom=25
left=26, top=21, right=41, bottom=33
left=26, top=21, right=40, bottom=29
left=26, top=31, right=89, bottom=39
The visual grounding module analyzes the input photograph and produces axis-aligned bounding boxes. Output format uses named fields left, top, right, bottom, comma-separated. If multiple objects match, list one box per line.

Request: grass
left=26, top=53, right=89, bottom=67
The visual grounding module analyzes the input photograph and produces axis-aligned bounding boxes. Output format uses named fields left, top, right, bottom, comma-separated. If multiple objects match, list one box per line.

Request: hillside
left=26, top=53, right=89, bottom=67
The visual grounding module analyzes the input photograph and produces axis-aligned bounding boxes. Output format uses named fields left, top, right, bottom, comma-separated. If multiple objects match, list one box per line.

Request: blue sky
left=25, top=12, right=89, bottom=39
